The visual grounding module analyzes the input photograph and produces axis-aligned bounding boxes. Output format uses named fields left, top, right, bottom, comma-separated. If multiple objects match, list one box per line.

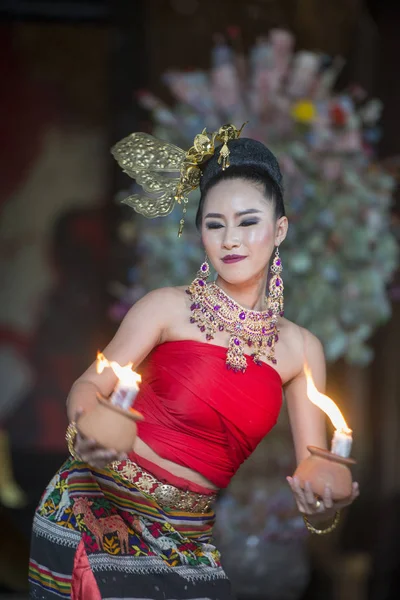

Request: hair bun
left=200, top=138, right=283, bottom=193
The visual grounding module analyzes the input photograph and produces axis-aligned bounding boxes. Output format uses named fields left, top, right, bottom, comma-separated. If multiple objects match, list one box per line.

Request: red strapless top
left=133, top=340, right=283, bottom=489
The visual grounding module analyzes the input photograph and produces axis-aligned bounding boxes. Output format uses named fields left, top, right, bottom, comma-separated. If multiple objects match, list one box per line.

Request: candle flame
left=96, top=352, right=109, bottom=375
left=304, top=364, right=351, bottom=433
left=96, top=352, right=141, bottom=387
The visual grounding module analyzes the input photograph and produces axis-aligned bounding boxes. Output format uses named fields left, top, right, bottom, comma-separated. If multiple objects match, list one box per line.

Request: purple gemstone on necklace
left=218, top=325, right=224, bottom=331
left=276, top=259, right=281, bottom=266
left=190, top=303, right=196, bottom=311
left=275, top=334, right=279, bottom=341
left=276, top=279, right=281, bottom=286
left=280, top=311, right=284, bottom=317
left=268, top=309, right=273, bottom=317
left=262, top=327, right=267, bottom=334
left=206, top=334, right=212, bottom=340
left=190, top=317, right=195, bottom=323
left=201, top=264, right=208, bottom=272
left=267, top=338, right=273, bottom=347
left=214, top=305, right=220, bottom=311
left=234, top=338, right=240, bottom=346
left=200, top=325, right=205, bottom=332
left=248, top=340, right=253, bottom=347
left=198, top=280, right=205, bottom=287
left=239, top=311, right=246, bottom=320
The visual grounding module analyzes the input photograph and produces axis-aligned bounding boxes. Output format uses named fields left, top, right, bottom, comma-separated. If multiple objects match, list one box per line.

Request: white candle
left=96, top=352, right=141, bottom=411
left=110, top=379, right=140, bottom=410
left=331, top=429, right=353, bottom=458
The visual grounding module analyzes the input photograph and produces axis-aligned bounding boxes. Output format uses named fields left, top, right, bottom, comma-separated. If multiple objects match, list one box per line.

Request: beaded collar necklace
left=186, top=278, right=280, bottom=373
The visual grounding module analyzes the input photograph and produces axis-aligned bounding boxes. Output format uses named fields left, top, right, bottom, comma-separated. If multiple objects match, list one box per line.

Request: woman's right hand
left=73, top=409, right=127, bottom=470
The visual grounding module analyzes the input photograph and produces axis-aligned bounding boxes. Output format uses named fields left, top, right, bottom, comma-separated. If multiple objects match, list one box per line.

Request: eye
left=239, top=218, right=260, bottom=227
left=205, top=222, right=224, bottom=230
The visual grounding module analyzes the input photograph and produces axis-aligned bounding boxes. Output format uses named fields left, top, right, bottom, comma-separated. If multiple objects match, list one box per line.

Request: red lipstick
left=222, top=254, right=247, bottom=264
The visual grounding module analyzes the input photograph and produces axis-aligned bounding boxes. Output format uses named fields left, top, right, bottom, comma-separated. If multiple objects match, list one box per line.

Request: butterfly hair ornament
left=111, top=123, right=247, bottom=236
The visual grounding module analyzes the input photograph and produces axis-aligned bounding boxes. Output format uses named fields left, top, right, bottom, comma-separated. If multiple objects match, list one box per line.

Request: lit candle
left=304, top=365, right=353, bottom=458
left=96, top=352, right=141, bottom=410
left=331, top=429, right=353, bottom=458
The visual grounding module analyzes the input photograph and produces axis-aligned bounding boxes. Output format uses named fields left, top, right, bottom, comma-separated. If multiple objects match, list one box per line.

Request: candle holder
left=293, top=445, right=356, bottom=501
left=77, top=394, right=144, bottom=454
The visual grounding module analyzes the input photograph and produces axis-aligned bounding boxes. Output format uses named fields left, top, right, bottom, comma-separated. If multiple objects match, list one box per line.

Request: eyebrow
left=204, top=209, right=263, bottom=219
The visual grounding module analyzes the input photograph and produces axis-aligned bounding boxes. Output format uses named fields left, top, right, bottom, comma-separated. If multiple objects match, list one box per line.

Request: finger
left=74, top=407, right=85, bottom=422
left=292, top=477, right=312, bottom=514
left=349, top=485, right=360, bottom=502
left=292, top=495, right=309, bottom=514
left=292, top=477, right=307, bottom=504
left=286, top=478, right=307, bottom=513
left=304, top=482, right=326, bottom=513
left=323, top=485, right=334, bottom=509
left=337, top=483, right=360, bottom=509
left=75, top=436, right=99, bottom=452
left=81, top=452, right=119, bottom=466
left=304, top=481, right=317, bottom=506
left=92, top=450, right=119, bottom=461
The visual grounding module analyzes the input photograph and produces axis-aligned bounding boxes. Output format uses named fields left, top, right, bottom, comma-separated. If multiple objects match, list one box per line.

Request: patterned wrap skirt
left=29, top=458, right=233, bottom=599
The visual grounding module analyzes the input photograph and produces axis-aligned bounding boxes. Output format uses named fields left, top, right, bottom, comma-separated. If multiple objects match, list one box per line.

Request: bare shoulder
left=122, top=286, right=188, bottom=334
left=280, top=317, right=323, bottom=352
left=92, top=286, right=188, bottom=370
left=125, top=286, right=185, bottom=316
left=278, top=317, right=325, bottom=383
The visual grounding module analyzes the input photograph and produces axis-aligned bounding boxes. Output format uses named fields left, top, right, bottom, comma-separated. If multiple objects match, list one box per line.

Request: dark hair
left=195, top=165, right=286, bottom=230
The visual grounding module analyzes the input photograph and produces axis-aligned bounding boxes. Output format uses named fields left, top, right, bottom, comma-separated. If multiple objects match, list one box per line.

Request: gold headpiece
left=111, top=123, right=246, bottom=236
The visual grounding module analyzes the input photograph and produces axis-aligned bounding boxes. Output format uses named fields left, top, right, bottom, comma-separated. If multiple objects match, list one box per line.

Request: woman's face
left=201, top=179, right=288, bottom=286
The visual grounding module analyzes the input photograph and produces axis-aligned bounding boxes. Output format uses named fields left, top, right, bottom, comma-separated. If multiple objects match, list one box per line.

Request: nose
left=222, top=225, right=240, bottom=250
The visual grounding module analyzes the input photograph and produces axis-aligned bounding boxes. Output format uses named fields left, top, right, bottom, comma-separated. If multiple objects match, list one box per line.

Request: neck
left=214, top=272, right=268, bottom=311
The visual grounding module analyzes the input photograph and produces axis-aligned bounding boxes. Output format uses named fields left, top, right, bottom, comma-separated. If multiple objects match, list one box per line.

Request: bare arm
left=284, top=328, right=327, bottom=465
left=285, top=328, right=360, bottom=524
left=66, top=287, right=176, bottom=422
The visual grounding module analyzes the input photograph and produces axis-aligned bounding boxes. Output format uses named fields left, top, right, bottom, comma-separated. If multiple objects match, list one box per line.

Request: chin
left=216, top=262, right=267, bottom=286
left=217, top=269, right=256, bottom=286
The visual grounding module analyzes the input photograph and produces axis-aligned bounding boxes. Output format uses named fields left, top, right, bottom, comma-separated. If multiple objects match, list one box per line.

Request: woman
left=29, top=125, right=359, bottom=599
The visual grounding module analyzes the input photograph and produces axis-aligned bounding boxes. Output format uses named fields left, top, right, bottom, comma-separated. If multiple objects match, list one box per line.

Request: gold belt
left=110, top=458, right=217, bottom=514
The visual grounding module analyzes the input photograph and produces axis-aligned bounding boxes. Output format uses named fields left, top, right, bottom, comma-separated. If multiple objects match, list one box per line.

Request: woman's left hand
left=286, top=476, right=360, bottom=523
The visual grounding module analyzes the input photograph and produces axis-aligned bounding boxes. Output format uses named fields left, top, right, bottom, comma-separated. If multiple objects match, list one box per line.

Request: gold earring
left=197, top=255, right=210, bottom=281
left=268, top=246, right=284, bottom=318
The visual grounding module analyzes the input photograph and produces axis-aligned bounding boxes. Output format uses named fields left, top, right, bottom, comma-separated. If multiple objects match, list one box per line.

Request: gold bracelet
left=303, top=511, right=340, bottom=535
left=65, top=422, right=82, bottom=461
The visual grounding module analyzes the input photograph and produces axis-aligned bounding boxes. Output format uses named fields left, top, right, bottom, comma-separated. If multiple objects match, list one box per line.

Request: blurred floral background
left=111, top=28, right=398, bottom=367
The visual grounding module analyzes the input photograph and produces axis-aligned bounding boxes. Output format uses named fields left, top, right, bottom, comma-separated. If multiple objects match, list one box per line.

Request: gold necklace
left=186, top=278, right=280, bottom=372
